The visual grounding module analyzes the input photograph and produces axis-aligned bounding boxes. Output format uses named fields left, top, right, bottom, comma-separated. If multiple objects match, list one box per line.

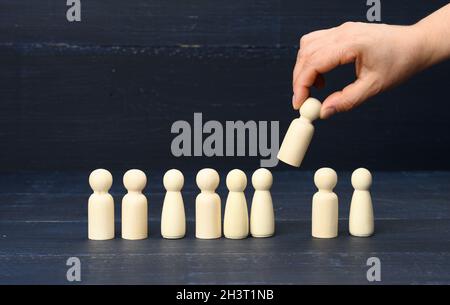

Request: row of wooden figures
left=88, top=167, right=374, bottom=240
left=88, top=168, right=275, bottom=240
left=312, top=167, right=374, bottom=238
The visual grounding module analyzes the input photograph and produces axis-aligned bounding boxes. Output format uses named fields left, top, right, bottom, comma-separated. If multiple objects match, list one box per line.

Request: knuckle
left=299, top=49, right=311, bottom=59
left=370, top=78, right=383, bottom=95
left=342, top=21, right=354, bottom=27
left=339, top=47, right=357, bottom=64
left=292, top=74, right=298, bottom=87
left=298, top=47, right=315, bottom=61
left=299, top=34, right=311, bottom=47
left=337, top=99, right=356, bottom=112
left=340, top=21, right=355, bottom=30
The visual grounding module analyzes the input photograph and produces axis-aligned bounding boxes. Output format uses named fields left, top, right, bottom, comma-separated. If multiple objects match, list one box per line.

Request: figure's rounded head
left=314, top=167, right=337, bottom=191
left=299, top=97, right=322, bottom=121
left=196, top=168, right=220, bottom=191
left=123, top=169, right=147, bottom=192
left=351, top=168, right=372, bottom=190
left=163, top=169, right=184, bottom=191
left=89, top=169, right=113, bottom=192
left=226, top=169, right=247, bottom=192
left=252, top=168, right=273, bottom=190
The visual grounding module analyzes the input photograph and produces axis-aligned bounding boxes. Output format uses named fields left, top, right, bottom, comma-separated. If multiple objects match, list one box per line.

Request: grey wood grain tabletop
left=0, top=170, right=449, bottom=284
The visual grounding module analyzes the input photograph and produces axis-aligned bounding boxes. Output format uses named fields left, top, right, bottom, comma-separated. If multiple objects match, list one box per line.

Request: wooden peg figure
left=312, top=167, right=339, bottom=238
left=278, top=97, right=322, bottom=167
left=122, top=169, right=148, bottom=240
left=88, top=169, right=115, bottom=240
left=224, top=169, right=249, bottom=239
left=250, top=168, right=275, bottom=238
left=195, top=168, right=222, bottom=239
left=349, top=168, right=374, bottom=237
left=161, top=169, right=186, bottom=239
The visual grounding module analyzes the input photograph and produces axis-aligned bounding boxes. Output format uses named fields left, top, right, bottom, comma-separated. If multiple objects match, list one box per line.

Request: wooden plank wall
left=0, top=1, right=449, bottom=170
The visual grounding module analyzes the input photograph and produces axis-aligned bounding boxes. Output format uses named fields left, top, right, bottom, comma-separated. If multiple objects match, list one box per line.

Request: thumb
left=320, top=78, right=376, bottom=119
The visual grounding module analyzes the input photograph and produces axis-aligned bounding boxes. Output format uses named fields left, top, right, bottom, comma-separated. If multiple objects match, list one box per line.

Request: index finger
left=293, top=46, right=357, bottom=109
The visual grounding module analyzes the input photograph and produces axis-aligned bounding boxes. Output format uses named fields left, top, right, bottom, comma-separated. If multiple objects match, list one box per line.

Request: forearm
left=414, top=3, right=450, bottom=68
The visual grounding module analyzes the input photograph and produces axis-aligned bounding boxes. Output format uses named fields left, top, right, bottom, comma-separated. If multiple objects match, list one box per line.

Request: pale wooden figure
left=349, top=168, right=374, bottom=237
left=88, top=169, right=115, bottom=240
left=195, top=168, right=222, bottom=239
left=277, top=97, right=322, bottom=167
left=161, top=169, right=186, bottom=239
left=122, top=169, right=148, bottom=240
left=250, top=168, right=275, bottom=238
left=224, top=169, right=249, bottom=239
left=312, top=167, right=339, bottom=238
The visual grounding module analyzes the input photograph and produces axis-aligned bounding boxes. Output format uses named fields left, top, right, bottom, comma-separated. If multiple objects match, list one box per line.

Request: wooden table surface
left=0, top=170, right=449, bottom=284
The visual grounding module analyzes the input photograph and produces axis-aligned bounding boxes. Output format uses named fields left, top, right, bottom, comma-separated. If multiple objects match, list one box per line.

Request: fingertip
left=320, top=106, right=336, bottom=119
left=292, top=88, right=309, bottom=110
left=293, top=97, right=305, bottom=110
left=292, top=95, right=300, bottom=110
left=321, top=92, right=341, bottom=119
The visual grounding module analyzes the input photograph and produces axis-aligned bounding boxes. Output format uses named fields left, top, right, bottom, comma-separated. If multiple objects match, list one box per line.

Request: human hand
left=292, top=22, right=429, bottom=118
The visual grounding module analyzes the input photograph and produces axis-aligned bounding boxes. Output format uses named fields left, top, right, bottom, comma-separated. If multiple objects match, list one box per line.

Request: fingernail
left=321, top=106, right=336, bottom=119
left=292, top=95, right=298, bottom=109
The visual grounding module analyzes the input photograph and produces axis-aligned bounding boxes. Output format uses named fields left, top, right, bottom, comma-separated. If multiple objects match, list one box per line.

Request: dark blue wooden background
left=0, top=0, right=449, bottom=171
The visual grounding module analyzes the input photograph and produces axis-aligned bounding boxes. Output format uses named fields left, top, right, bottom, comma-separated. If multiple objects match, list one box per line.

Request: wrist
left=411, top=3, right=450, bottom=68
left=407, top=23, right=434, bottom=70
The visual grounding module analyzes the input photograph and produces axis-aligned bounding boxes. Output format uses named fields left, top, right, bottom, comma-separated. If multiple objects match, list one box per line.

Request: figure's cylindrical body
left=349, top=190, right=374, bottom=237
left=195, top=192, right=221, bottom=239
left=224, top=192, right=249, bottom=239
left=250, top=190, right=274, bottom=237
left=312, top=192, right=338, bottom=238
left=122, top=193, right=148, bottom=240
left=161, top=191, right=186, bottom=239
left=277, top=118, right=314, bottom=167
left=88, top=193, right=115, bottom=240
